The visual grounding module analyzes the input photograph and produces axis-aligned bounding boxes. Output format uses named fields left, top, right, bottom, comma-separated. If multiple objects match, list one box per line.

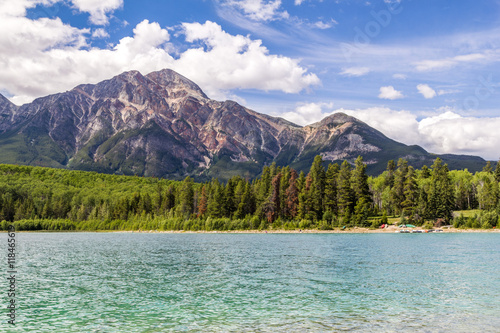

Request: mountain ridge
left=0, top=69, right=486, bottom=180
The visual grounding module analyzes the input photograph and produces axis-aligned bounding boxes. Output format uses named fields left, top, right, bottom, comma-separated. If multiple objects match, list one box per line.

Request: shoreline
left=113, top=227, right=500, bottom=234
left=4, top=227, right=499, bottom=234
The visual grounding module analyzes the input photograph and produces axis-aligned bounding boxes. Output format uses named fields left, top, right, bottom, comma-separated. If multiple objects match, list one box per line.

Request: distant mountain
left=0, top=69, right=486, bottom=180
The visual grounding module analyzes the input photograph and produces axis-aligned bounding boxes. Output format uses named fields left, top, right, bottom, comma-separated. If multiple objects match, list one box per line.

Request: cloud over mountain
left=0, top=4, right=318, bottom=105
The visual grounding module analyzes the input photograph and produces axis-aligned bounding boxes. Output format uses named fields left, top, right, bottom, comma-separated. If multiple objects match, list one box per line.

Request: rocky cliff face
left=0, top=69, right=486, bottom=179
left=0, top=94, right=18, bottom=132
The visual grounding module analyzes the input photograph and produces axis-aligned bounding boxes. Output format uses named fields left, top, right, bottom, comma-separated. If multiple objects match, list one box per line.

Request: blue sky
left=1, top=0, right=500, bottom=159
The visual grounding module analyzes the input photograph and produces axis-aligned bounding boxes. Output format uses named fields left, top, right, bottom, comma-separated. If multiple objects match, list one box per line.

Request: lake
left=3, top=232, right=499, bottom=332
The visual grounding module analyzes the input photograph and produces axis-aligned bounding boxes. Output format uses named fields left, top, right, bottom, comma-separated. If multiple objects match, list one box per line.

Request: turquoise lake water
left=1, top=232, right=499, bottom=332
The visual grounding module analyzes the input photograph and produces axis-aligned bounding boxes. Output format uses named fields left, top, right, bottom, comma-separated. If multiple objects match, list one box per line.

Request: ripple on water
left=3, top=232, right=500, bottom=332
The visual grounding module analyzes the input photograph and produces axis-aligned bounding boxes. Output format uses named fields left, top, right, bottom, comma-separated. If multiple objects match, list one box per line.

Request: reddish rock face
left=0, top=69, right=485, bottom=179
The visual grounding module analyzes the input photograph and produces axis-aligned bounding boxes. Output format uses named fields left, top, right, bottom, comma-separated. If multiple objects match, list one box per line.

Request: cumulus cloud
left=416, top=112, right=500, bottom=159
left=417, top=84, right=436, bottom=99
left=378, top=86, right=404, bottom=100
left=71, top=0, right=123, bottom=25
left=354, top=108, right=500, bottom=160
left=172, top=21, right=320, bottom=98
left=221, top=0, right=288, bottom=21
left=0, top=8, right=319, bottom=104
left=281, top=102, right=335, bottom=125
left=92, top=28, right=109, bottom=38
left=340, top=67, right=370, bottom=77
left=280, top=106, right=500, bottom=159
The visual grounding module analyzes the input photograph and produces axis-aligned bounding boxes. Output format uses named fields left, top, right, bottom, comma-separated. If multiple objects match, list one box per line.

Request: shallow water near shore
left=3, top=232, right=500, bottom=332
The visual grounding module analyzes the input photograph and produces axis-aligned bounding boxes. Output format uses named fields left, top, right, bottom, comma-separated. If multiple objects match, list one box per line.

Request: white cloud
left=222, top=0, right=288, bottom=21
left=416, top=111, right=500, bottom=159
left=346, top=109, right=500, bottom=160
left=0, top=0, right=123, bottom=25
left=71, top=0, right=123, bottom=25
left=0, top=7, right=87, bottom=57
left=294, top=0, right=305, bottom=4
left=281, top=102, right=335, bottom=125
left=92, top=28, right=109, bottom=38
left=392, top=73, right=407, bottom=80
left=340, top=67, right=370, bottom=77
left=170, top=21, right=320, bottom=98
left=313, top=19, right=337, bottom=30
left=414, top=53, right=486, bottom=71
left=417, top=84, right=436, bottom=99
left=0, top=11, right=319, bottom=104
left=280, top=105, right=500, bottom=159
left=438, top=89, right=460, bottom=96
left=378, top=86, right=404, bottom=100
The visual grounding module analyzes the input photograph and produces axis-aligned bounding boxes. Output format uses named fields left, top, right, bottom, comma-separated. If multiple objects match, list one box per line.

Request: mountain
left=0, top=69, right=486, bottom=180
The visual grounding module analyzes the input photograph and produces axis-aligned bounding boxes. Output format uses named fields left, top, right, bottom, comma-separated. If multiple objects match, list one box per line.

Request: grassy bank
left=2, top=212, right=498, bottom=232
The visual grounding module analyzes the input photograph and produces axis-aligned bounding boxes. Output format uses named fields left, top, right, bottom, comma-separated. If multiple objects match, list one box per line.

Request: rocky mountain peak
left=146, top=69, right=208, bottom=100
left=0, top=93, right=15, bottom=111
left=0, top=94, right=17, bottom=131
left=311, top=112, right=360, bottom=128
left=0, top=69, right=486, bottom=179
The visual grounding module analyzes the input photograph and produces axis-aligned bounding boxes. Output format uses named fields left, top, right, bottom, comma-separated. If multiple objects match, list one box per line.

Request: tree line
left=0, top=156, right=499, bottom=231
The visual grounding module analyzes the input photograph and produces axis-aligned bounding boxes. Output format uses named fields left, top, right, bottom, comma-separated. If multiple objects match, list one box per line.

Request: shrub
left=422, top=221, right=434, bottom=229
left=480, top=211, right=498, bottom=228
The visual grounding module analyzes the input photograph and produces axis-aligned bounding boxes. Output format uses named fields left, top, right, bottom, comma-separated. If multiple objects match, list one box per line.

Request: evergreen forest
left=1, top=156, right=499, bottom=231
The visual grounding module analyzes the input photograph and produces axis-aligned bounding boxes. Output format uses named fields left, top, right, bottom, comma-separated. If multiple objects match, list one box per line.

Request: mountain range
left=0, top=69, right=486, bottom=180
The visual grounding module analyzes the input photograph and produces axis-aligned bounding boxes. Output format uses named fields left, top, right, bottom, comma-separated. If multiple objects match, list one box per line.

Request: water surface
left=2, top=232, right=499, bottom=332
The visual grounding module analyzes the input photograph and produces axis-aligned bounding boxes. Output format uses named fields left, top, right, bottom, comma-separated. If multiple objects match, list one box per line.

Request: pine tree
left=223, top=177, right=238, bottom=217
left=285, top=169, right=299, bottom=219
left=385, top=160, right=396, bottom=188
left=164, top=185, right=176, bottom=211
left=308, top=155, right=326, bottom=220
left=297, top=171, right=306, bottom=192
left=352, top=156, right=371, bottom=204
left=267, top=173, right=282, bottom=222
left=478, top=175, right=498, bottom=211
left=495, top=160, right=500, bottom=183
left=324, top=163, right=339, bottom=215
left=234, top=179, right=245, bottom=205
left=41, top=194, right=53, bottom=219
left=237, top=182, right=254, bottom=218
left=255, top=166, right=272, bottom=212
left=483, top=161, right=493, bottom=173
left=402, top=166, right=418, bottom=218
left=391, top=158, right=408, bottom=214
left=279, top=166, right=290, bottom=218
left=338, top=160, right=354, bottom=221
left=197, top=185, right=208, bottom=218
left=207, top=179, right=224, bottom=218
left=420, top=165, right=431, bottom=179
left=352, top=156, right=371, bottom=226
left=428, top=158, right=455, bottom=222
left=298, top=174, right=313, bottom=220
left=177, top=176, right=194, bottom=219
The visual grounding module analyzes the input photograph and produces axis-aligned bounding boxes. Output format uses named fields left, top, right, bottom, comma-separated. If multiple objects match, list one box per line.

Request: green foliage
left=370, top=219, right=381, bottom=229
left=422, top=221, right=434, bottom=229
left=0, top=153, right=497, bottom=231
